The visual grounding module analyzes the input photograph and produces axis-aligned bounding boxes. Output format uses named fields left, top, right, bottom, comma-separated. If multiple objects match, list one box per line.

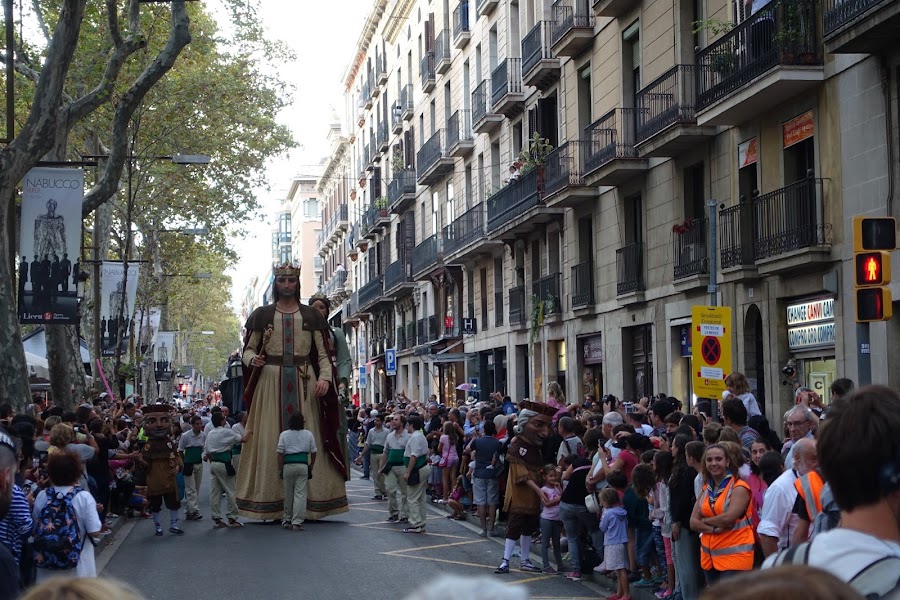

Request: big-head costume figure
left=137, top=405, right=185, bottom=536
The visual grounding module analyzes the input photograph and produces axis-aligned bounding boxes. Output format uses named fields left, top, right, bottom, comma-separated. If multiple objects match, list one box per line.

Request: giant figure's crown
left=273, top=262, right=301, bottom=277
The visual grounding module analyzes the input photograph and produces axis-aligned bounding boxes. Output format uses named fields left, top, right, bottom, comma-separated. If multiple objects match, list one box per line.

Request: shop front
left=786, top=296, right=837, bottom=399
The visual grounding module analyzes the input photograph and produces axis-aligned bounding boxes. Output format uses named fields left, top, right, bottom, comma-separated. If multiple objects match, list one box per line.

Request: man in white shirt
left=277, top=413, right=317, bottom=529
left=764, top=386, right=900, bottom=599
left=758, top=437, right=817, bottom=556
left=178, top=416, right=206, bottom=521
left=401, top=416, right=431, bottom=534
left=381, top=414, right=411, bottom=523
left=204, top=412, right=247, bottom=528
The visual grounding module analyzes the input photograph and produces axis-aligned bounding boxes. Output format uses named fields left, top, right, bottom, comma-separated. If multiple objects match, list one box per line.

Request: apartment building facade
left=323, top=0, right=900, bottom=416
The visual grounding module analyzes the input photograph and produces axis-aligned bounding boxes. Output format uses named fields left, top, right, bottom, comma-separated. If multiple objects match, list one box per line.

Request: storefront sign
left=738, top=138, right=758, bottom=168
left=783, top=110, right=814, bottom=148
left=787, top=297, right=836, bottom=350
left=679, top=325, right=692, bottom=357
left=582, top=336, right=603, bottom=365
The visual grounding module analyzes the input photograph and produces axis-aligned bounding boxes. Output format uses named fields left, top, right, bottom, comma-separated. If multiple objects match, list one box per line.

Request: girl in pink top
left=438, top=422, right=460, bottom=503
left=540, top=465, right=564, bottom=574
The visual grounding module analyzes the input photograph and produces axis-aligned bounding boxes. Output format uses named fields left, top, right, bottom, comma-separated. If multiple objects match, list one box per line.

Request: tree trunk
left=0, top=186, right=32, bottom=414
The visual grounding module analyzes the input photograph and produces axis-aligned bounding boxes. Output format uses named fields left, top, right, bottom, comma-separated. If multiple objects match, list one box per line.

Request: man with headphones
left=764, top=385, right=900, bottom=599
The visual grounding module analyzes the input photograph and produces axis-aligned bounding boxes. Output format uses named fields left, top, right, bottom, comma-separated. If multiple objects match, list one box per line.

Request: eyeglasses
left=786, top=420, right=808, bottom=427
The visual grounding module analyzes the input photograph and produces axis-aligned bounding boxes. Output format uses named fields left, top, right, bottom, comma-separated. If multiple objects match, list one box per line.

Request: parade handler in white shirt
left=204, top=412, right=249, bottom=529
left=277, top=413, right=317, bottom=531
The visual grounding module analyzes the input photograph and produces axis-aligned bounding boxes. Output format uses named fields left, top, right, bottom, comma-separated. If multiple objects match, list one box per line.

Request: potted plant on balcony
left=672, top=218, right=699, bottom=234
left=391, top=150, right=406, bottom=173
left=375, top=196, right=389, bottom=216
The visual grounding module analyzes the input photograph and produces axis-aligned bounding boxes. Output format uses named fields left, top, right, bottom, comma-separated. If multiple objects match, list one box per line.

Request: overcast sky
left=222, top=0, right=371, bottom=313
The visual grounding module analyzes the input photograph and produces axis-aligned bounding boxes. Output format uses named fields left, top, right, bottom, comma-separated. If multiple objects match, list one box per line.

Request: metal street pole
left=707, top=199, right=718, bottom=307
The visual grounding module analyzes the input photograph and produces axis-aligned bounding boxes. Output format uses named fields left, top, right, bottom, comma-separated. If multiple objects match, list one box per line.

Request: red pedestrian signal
left=855, top=252, right=890, bottom=285
left=853, top=217, right=895, bottom=322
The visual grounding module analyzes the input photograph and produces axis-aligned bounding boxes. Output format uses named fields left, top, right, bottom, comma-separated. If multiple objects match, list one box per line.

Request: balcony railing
left=636, top=65, right=700, bottom=143
left=443, top=203, right=485, bottom=257
left=447, top=110, right=473, bottom=149
left=752, top=177, right=827, bottom=260
left=696, top=0, right=821, bottom=110
left=376, top=56, right=387, bottom=85
left=421, top=51, right=436, bottom=91
left=358, top=275, right=384, bottom=308
left=388, top=168, right=417, bottom=206
left=396, top=326, right=406, bottom=351
left=543, top=141, right=585, bottom=197
left=522, top=22, right=554, bottom=76
left=347, top=291, right=360, bottom=317
left=616, top=242, right=644, bottom=295
left=411, top=234, right=442, bottom=278
left=377, top=119, right=388, bottom=151
left=434, top=29, right=451, bottom=71
left=384, top=260, right=411, bottom=293
left=491, top=58, right=523, bottom=107
left=400, top=84, right=414, bottom=120
left=571, top=260, right=594, bottom=307
left=532, top=273, right=562, bottom=314
left=416, top=129, right=448, bottom=178
left=509, top=285, right=526, bottom=325
left=406, top=321, right=417, bottom=347
left=487, top=168, right=541, bottom=232
left=551, top=0, right=594, bottom=45
left=472, top=79, right=490, bottom=124
left=824, top=0, right=885, bottom=33
left=453, top=2, right=471, bottom=41
left=324, top=269, right=348, bottom=296
left=417, top=318, right=426, bottom=343
left=719, top=202, right=755, bottom=269
left=583, top=108, right=645, bottom=173
left=673, top=217, right=709, bottom=279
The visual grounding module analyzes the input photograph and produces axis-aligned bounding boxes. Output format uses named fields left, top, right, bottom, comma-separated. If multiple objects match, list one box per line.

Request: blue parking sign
left=359, top=365, right=367, bottom=388
left=385, top=348, right=397, bottom=376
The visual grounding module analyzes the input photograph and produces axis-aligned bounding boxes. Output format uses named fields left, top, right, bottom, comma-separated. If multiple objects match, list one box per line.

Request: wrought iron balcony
left=392, top=105, right=404, bottom=134
left=571, top=260, right=594, bottom=308
left=472, top=79, right=503, bottom=134
left=616, top=242, right=644, bottom=295
left=522, top=22, right=559, bottom=90
left=443, top=203, right=486, bottom=260
left=377, top=119, right=389, bottom=153
left=362, top=79, right=373, bottom=109
left=447, top=110, right=474, bottom=157
left=453, top=2, right=472, bottom=48
left=672, top=217, right=709, bottom=280
left=388, top=168, right=417, bottom=214
left=824, top=0, right=899, bottom=53
left=346, top=290, right=361, bottom=320
left=416, top=129, right=454, bottom=186
left=551, top=0, right=594, bottom=56
left=421, top=52, right=436, bottom=93
left=417, top=318, right=426, bottom=343
left=491, top=59, right=525, bottom=117
left=486, top=168, right=541, bottom=233
left=376, top=56, right=388, bottom=86
left=368, top=69, right=378, bottom=100
left=582, top=108, right=648, bottom=185
left=509, top=285, right=526, bottom=325
left=411, top=234, right=443, bottom=279
left=400, top=84, right=414, bottom=121
left=406, top=321, right=417, bottom=347
left=396, top=326, right=406, bottom=351
left=532, top=273, right=562, bottom=314
left=324, top=269, right=349, bottom=298
left=358, top=275, right=384, bottom=309
left=543, top=141, right=590, bottom=205
left=752, top=177, right=829, bottom=261
left=384, top=260, right=414, bottom=296
left=368, top=132, right=377, bottom=169
left=635, top=65, right=715, bottom=156
left=696, top=0, right=823, bottom=124
left=435, top=29, right=451, bottom=75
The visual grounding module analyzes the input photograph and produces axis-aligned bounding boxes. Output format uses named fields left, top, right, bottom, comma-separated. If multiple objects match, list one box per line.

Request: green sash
left=232, top=444, right=242, bottom=456
left=386, top=448, right=405, bottom=465
left=284, top=452, right=309, bottom=464
left=370, top=444, right=384, bottom=454
left=183, top=446, right=203, bottom=464
left=405, top=456, right=428, bottom=469
left=210, top=451, right=232, bottom=463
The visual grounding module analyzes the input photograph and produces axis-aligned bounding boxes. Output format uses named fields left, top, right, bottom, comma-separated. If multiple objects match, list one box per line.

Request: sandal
left=291, top=524, right=304, bottom=531
left=227, top=520, right=243, bottom=528
left=213, top=519, right=227, bottom=529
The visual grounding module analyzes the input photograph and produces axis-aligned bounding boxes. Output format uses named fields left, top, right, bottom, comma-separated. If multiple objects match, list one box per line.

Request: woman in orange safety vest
left=690, top=443, right=754, bottom=584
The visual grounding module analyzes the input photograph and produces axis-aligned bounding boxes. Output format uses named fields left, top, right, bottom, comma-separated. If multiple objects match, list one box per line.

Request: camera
left=623, top=402, right=636, bottom=414
left=613, top=439, right=628, bottom=450
left=781, top=359, right=797, bottom=385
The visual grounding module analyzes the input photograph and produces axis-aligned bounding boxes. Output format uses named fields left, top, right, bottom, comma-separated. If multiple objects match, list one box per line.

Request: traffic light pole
left=857, top=323, right=871, bottom=386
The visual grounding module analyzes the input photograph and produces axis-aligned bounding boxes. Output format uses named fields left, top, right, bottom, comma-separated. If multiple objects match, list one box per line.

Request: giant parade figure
left=235, top=262, right=349, bottom=521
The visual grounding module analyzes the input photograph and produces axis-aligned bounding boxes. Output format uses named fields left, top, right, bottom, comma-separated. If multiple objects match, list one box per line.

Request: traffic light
left=853, top=216, right=895, bottom=322
left=181, top=384, right=188, bottom=395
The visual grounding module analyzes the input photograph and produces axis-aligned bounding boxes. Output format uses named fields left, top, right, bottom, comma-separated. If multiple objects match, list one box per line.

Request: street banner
left=135, top=306, right=162, bottom=349
left=18, top=167, right=84, bottom=324
left=154, top=331, right=175, bottom=381
left=99, top=262, right=140, bottom=356
left=691, top=305, right=733, bottom=400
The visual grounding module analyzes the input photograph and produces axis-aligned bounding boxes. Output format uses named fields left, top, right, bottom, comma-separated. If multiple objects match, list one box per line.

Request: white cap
left=370, top=409, right=379, bottom=417
left=99, top=392, right=109, bottom=398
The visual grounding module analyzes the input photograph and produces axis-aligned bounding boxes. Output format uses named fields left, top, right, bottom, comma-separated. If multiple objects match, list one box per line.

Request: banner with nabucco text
left=17, top=167, right=84, bottom=324
left=99, top=262, right=140, bottom=356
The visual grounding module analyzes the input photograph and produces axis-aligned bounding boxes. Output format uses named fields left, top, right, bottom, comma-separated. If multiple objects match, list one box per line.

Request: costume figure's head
left=46, top=199, right=57, bottom=215
left=142, top=405, right=172, bottom=440
left=514, top=400, right=557, bottom=443
left=309, top=291, right=330, bottom=318
left=273, top=262, right=301, bottom=300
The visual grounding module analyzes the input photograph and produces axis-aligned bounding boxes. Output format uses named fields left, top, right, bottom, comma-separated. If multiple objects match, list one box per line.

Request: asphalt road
left=98, top=466, right=613, bottom=600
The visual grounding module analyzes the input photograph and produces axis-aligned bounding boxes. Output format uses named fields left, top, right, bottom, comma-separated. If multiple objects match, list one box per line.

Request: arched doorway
left=743, top=304, right=766, bottom=415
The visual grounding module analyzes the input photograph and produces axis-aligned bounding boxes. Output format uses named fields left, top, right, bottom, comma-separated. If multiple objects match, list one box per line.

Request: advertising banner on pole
left=154, top=331, right=175, bottom=381
left=99, top=262, right=140, bottom=356
left=135, top=306, right=162, bottom=350
left=18, top=167, right=84, bottom=324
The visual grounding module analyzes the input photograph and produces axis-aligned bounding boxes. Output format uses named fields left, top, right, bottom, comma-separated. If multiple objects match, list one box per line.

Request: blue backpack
left=33, top=487, right=85, bottom=570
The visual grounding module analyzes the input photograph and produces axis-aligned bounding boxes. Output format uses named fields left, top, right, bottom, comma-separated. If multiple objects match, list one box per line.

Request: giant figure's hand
left=250, top=355, right=265, bottom=368
left=315, top=380, right=329, bottom=397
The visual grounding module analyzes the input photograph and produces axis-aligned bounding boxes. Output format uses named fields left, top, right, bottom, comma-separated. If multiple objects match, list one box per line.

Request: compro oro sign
left=787, top=297, right=836, bottom=351
left=691, top=306, right=733, bottom=399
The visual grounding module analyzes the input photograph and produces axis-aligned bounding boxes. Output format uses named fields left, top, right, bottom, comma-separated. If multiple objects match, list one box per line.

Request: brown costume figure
left=495, top=400, right=557, bottom=574
left=137, top=405, right=185, bottom=536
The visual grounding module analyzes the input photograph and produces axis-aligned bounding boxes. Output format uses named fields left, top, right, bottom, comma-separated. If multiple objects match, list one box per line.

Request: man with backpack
left=763, top=385, right=900, bottom=599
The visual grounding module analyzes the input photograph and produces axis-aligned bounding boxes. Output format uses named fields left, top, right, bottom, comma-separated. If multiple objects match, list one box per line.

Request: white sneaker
left=593, top=562, right=607, bottom=572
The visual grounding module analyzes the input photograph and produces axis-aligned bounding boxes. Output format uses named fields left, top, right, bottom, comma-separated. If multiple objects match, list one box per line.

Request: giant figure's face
left=522, top=415, right=551, bottom=443
left=275, top=275, right=299, bottom=299
left=143, top=412, right=172, bottom=440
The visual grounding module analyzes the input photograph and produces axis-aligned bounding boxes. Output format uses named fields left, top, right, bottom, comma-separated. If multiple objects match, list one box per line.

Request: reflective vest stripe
left=701, top=543, right=756, bottom=557
left=799, top=473, right=823, bottom=521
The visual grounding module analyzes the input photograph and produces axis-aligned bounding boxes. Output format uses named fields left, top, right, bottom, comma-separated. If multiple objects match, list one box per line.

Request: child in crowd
left=539, top=464, right=564, bottom=574
left=428, top=441, right=443, bottom=502
left=626, top=464, right=657, bottom=588
left=599, top=487, right=630, bottom=600
left=651, top=451, right=675, bottom=599
left=446, top=476, right=471, bottom=520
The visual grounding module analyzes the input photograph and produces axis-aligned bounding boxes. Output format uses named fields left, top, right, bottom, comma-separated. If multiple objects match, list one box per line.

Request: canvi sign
left=787, top=298, right=836, bottom=351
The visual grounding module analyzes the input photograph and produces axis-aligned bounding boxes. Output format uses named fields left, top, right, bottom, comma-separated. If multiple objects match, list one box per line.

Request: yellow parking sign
left=691, top=305, right=733, bottom=399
